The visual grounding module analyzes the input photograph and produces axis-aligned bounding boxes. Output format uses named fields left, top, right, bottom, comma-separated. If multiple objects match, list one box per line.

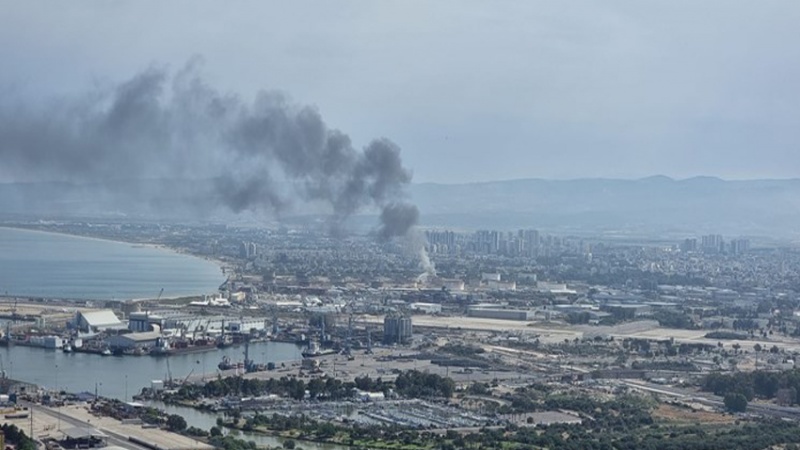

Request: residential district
left=3, top=220, right=800, bottom=449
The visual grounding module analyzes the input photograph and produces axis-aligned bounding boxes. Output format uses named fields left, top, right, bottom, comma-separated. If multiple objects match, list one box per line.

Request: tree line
left=166, top=370, right=455, bottom=404
left=703, top=368, right=800, bottom=405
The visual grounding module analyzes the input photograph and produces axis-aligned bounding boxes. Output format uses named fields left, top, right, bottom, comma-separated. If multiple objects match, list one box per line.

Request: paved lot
left=6, top=402, right=212, bottom=450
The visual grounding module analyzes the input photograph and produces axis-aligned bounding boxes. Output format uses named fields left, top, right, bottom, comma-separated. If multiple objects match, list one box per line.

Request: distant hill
left=2, top=177, right=799, bottom=238
left=410, top=176, right=800, bottom=238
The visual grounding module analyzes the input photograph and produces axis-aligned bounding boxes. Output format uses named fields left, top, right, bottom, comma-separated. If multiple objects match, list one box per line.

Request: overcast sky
left=1, top=1, right=798, bottom=184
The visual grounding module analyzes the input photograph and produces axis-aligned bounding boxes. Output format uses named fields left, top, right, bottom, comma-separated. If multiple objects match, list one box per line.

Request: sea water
left=0, top=227, right=224, bottom=300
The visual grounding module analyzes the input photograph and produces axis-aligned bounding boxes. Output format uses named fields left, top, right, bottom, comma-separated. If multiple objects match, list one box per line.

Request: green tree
left=166, top=414, right=188, bottom=432
left=724, top=393, right=748, bottom=412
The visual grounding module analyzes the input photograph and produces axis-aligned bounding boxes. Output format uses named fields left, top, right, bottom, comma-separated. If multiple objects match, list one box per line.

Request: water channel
left=0, top=340, right=355, bottom=449
left=0, top=339, right=303, bottom=399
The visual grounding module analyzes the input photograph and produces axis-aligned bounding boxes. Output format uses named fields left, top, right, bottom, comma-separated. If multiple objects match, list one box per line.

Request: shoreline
left=0, top=225, right=229, bottom=302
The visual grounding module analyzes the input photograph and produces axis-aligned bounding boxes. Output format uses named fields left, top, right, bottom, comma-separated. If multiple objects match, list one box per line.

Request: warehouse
left=74, top=310, right=125, bottom=333
left=106, top=331, right=163, bottom=351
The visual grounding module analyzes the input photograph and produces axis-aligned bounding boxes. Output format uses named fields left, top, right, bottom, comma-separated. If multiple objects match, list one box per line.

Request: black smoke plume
left=0, top=58, right=419, bottom=238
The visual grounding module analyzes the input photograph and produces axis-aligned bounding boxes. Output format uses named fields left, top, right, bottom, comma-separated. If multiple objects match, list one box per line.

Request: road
left=20, top=401, right=149, bottom=450
left=620, top=380, right=800, bottom=419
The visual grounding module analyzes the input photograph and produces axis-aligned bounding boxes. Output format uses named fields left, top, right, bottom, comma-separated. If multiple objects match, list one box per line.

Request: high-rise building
left=425, top=230, right=456, bottom=254
left=701, top=234, right=724, bottom=253
left=240, top=241, right=258, bottom=259
left=729, top=239, right=750, bottom=255
left=523, top=229, right=540, bottom=256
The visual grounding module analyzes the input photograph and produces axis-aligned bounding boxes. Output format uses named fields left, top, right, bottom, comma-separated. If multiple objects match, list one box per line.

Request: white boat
left=101, top=348, right=112, bottom=356
left=62, top=344, right=72, bottom=353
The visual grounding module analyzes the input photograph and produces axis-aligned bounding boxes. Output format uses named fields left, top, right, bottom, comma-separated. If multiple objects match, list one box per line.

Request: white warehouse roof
left=78, top=310, right=123, bottom=327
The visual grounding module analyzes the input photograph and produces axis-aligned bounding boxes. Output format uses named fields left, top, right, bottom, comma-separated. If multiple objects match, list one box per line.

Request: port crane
left=181, top=368, right=195, bottom=386
left=165, top=357, right=173, bottom=387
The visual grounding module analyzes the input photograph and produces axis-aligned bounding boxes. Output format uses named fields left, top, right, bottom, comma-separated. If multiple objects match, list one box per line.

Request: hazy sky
left=1, top=1, right=799, bottom=184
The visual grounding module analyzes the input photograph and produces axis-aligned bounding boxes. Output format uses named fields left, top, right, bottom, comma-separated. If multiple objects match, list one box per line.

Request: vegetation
left=457, top=419, right=800, bottom=450
left=218, top=391, right=800, bottom=450
left=167, top=375, right=357, bottom=402
left=703, top=369, right=800, bottom=403
left=166, top=413, right=188, bottom=432
left=705, top=331, right=749, bottom=340
left=0, top=424, right=36, bottom=450
left=167, top=370, right=453, bottom=405
left=724, top=392, right=748, bottom=412
left=207, top=434, right=259, bottom=450
left=394, top=370, right=455, bottom=398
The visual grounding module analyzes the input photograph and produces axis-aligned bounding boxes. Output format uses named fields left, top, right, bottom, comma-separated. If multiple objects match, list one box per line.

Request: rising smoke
left=0, top=58, right=420, bottom=240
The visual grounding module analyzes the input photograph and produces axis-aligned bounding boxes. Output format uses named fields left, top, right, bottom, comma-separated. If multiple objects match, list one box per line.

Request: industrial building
left=128, top=311, right=270, bottom=335
left=600, top=303, right=652, bottom=319
left=467, top=307, right=534, bottom=321
left=73, top=310, right=125, bottom=333
left=486, top=280, right=516, bottom=291
left=409, top=302, right=443, bottom=314
left=383, top=315, right=413, bottom=345
left=106, top=331, right=163, bottom=351
left=440, top=279, right=466, bottom=292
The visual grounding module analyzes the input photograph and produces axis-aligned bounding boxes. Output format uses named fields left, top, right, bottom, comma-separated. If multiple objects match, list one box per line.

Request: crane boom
left=166, top=357, right=173, bottom=386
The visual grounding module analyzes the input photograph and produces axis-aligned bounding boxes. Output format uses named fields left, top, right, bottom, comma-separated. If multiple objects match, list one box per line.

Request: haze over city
left=2, top=1, right=799, bottom=184
left=5, top=3, right=800, bottom=450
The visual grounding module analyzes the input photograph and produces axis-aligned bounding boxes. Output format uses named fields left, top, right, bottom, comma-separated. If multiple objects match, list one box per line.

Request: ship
left=301, top=340, right=335, bottom=358
left=218, top=355, right=244, bottom=371
left=149, top=338, right=218, bottom=356
left=218, top=342, right=267, bottom=373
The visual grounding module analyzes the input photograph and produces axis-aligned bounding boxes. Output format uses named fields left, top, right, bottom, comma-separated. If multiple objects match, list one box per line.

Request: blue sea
left=0, top=227, right=224, bottom=300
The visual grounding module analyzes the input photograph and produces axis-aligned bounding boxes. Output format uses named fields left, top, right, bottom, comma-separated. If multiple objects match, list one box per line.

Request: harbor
left=0, top=338, right=303, bottom=401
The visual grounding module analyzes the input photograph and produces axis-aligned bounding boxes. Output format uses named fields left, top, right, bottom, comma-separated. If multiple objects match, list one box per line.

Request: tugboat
left=62, top=344, right=72, bottom=353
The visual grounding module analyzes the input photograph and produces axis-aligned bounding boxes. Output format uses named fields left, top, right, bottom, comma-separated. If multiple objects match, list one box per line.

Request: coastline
left=0, top=225, right=228, bottom=302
